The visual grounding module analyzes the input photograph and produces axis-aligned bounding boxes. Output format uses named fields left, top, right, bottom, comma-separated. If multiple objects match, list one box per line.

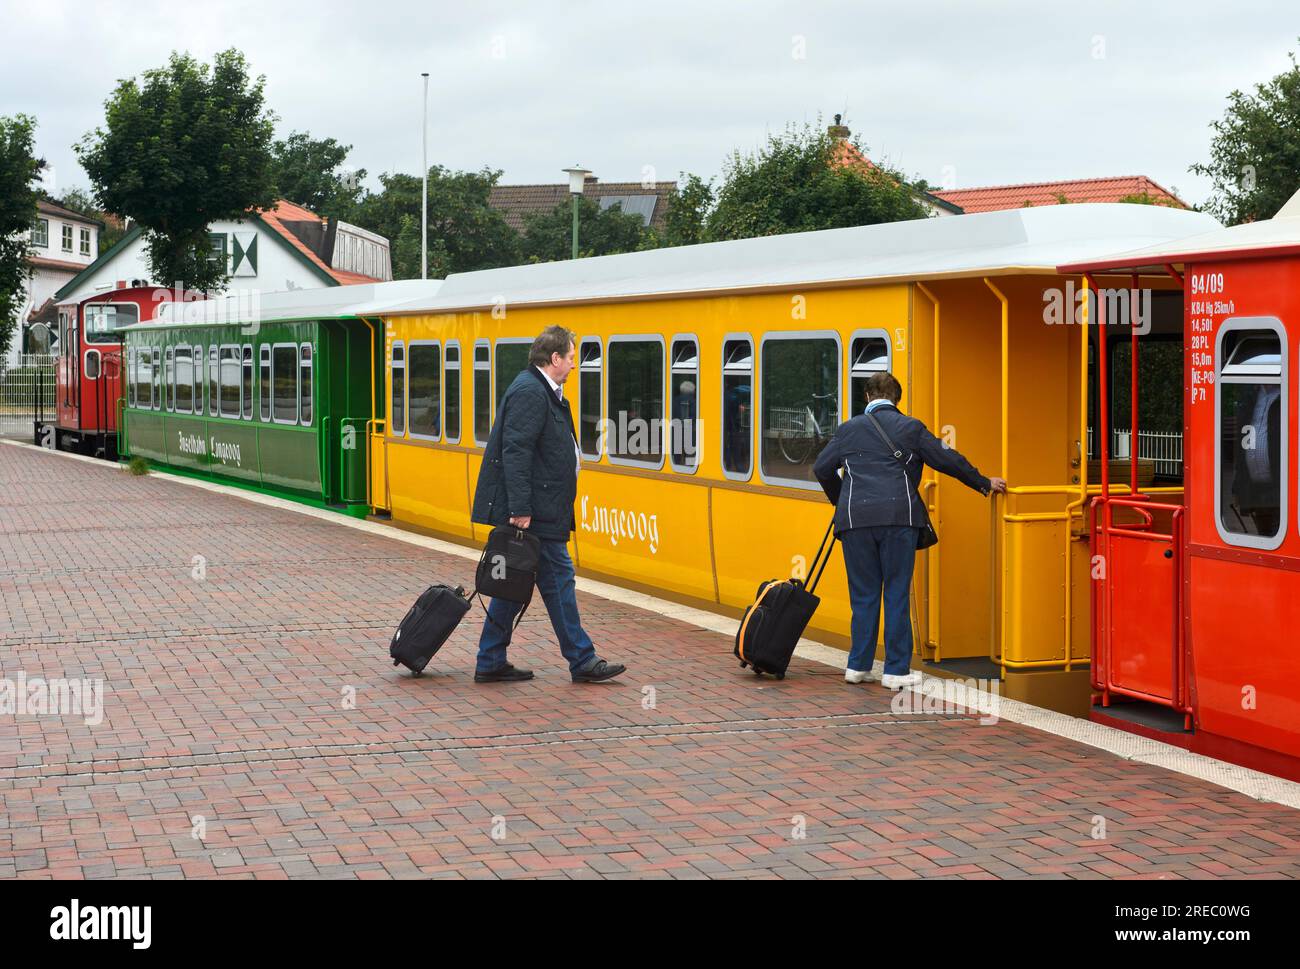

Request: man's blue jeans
left=476, top=538, right=597, bottom=675
left=840, top=525, right=919, bottom=676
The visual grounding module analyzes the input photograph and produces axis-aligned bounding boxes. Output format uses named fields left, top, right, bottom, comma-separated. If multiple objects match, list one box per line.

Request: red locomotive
left=36, top=284, right=164, bottom=460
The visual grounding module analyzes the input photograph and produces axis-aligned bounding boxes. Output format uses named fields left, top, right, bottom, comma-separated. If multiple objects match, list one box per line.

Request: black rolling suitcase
left=390, top=584, right=474, bottom=675
left=734, top=518, right=836, bottom=679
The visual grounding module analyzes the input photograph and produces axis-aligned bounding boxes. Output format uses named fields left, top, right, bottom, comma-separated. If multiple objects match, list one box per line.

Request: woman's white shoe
left=880, top=671, right=923, bottom=689
left=844, top=668, right=875, bottom=683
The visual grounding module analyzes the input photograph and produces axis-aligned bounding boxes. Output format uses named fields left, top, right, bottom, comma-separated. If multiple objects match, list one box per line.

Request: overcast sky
left=4, top=0, right=1299, bottom=208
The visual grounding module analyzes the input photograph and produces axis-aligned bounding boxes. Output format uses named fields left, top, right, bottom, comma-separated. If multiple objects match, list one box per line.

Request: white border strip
left=7, top=438, right=1300, bottom=810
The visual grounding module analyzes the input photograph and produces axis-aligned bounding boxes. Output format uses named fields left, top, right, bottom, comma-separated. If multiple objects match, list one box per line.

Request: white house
left=48, top=199, right=392, bottom=337
left=5, top=199, right=102, bottom=366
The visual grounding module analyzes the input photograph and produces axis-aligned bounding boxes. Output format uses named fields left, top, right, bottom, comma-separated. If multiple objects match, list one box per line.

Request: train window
left=128, top=349, right=137, bottom=408
left=473, top=341, right=490, bottom=445
left=85, top=349, right=101, bottom=381
left=164, top=347, right=174, bottom=412
left=722, top=336, right=753, bottom=480
left=849, top=331, right=891, bottom=417
left=84, top=302, right=138, bottom=345
left=174, top=346, right=192, bottom=413
left=670, top=337, right=699, bottom=472
left=152, top=347, right=161, bottom=411
left=272, top=344, right=299, bottom=425
left=494, top=339, right=531, bottom=410
left=194, top=345, right=204, bottom=414
left=408, top=342, right=441, bottom=439
left=209, top=347, right=219, bottom=417
left=260, top=346, right=271, bottom=422
left=760, top=333, right=841, bottom=489
left=219, top=346, right=241, bottom=419
left=299, top=344, right=313, bottom=426
left=579, top=339, right=602, bottom=459
left=1216, top=320, right=1287, bottom=549
left=607, top=336, right=664, bottom=468
left=390, top=342, right=405, bottom=436
left=444, top=342, right=460, bottom=444
left=242, top=345, right=253, bottom=420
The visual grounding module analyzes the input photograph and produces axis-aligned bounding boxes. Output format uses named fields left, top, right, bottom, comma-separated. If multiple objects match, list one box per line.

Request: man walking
left=813, top=372, right=1005, bottom=689
left=470, top=325, right=627, bottom=684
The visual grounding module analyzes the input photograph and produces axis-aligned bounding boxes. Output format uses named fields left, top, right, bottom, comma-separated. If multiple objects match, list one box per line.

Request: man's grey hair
left=529, top=325, right=576, bottom=368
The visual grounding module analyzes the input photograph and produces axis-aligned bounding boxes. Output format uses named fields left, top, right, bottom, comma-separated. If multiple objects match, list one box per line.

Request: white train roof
left=374, top=203, right=1219, bottom=315
left=1060, top=187, right=1300, bottom=272
left=127, top=279, right=444, bottom=330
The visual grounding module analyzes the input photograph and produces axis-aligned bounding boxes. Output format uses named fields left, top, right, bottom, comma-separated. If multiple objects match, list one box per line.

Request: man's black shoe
left=474, top=663, right=535, bottom=683
left=571, top=659, right=626, bottom=683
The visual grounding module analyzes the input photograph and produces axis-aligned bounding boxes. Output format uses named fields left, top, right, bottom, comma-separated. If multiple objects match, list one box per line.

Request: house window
left=31, top=218, right=48, bottom=248
left=670, top=337, right=699, bottom=472
left=209, top=233, right=227, bottom=268
left=79, top=227, right=91, bottom=256
left=408, top=342, right=441, bottom=439
left=722, top=337, right=753, bottom=479
left=473, top=341, right=490, bottom=445
left=299, top=344, right=313, bottom=426
left=760, top=333, right=840, bottom=488
left=849, top=331, right=891, bottom=417
left=1216, top=320, right=1287, bottom=548
left=61, top=224, right=73, bottom=252
left=444, top=342, right=460, bottom=444
left=579, top=339, right=602, bottom=459
left=272, top=344, right=298, bottom=424
left=607, top=337, right=663, bottom=468
left=390, top=342, right=405, bottom=436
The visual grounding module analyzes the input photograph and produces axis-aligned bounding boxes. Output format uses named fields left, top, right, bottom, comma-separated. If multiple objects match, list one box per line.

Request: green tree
left=76, top=49, right=278, bottom=293
left=0, top=114, right=44, bottom=359
left=269, top=130, right=365, bottom=218
left=706, top=122, right=929, bottom=241
left=664, top=173, right=714, bottom=246
left=1191, top=48, right=1300, bottom=224
left=355, top=166, right=519, bottom=279
left=520, top=196, right=650, bottom=262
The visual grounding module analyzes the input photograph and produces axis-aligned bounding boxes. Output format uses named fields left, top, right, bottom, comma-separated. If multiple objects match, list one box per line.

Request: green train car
left=119, top=282, right=440, bottom=515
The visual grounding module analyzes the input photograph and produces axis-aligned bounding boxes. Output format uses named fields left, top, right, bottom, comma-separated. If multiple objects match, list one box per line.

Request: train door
left=56, top=306, right=79, bottom=431
left=1090, top=278, right=1192, bottom=724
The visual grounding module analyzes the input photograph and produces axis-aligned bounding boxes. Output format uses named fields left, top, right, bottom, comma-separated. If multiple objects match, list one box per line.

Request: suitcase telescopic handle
left=806, top=516, right=837, bottom=595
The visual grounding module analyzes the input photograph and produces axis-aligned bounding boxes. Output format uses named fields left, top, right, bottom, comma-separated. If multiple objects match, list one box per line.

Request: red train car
left=37, top=285, right=164, bottom=460
left=1064, top=192, right=1300, bottom=781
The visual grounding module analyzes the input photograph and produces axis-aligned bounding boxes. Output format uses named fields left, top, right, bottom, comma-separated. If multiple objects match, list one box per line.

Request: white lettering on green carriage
left=177, top=431, right=207, bottom=457
left=210, top=438, right=241, bottom=466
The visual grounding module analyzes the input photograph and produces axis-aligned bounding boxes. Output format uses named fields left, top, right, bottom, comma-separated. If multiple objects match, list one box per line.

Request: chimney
left=827, top=113, right=850, bottom=140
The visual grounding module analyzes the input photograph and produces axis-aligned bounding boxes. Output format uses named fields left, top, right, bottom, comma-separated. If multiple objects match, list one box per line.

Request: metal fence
left=1086, top=425, right=1184, bottom=478
left=0, top=353, right=56, bottom=439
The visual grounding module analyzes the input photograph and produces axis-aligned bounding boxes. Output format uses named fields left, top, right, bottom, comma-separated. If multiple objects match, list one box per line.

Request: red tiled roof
left=488, top=179, right=677, bottom=233
left=258, top=199, right=383, bottom=285
left=931, top=176, right=1187, bottom=213
left=36, top=199, right=103, bottom=228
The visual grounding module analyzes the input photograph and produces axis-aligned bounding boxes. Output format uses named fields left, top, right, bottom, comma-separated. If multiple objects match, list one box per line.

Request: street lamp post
left=421, top=72, right=429, bottom=280
left=563, top=165, right=590, bottom=259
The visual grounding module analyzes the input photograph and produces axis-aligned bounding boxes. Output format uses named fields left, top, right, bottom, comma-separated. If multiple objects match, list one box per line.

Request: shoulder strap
left=865, top=411, right=906, bottom=464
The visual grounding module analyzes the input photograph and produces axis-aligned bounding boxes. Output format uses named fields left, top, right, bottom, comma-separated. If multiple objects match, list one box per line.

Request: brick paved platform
left=3, top=443, right=1300, bottom=879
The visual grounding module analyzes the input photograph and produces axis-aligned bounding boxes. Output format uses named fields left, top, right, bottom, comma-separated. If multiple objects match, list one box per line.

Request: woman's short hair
left=865, top=372, right=902, bottom=404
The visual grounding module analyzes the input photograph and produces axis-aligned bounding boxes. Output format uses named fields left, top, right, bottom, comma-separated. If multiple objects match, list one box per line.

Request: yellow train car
left=370, top=203, right=1217, bottom=713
